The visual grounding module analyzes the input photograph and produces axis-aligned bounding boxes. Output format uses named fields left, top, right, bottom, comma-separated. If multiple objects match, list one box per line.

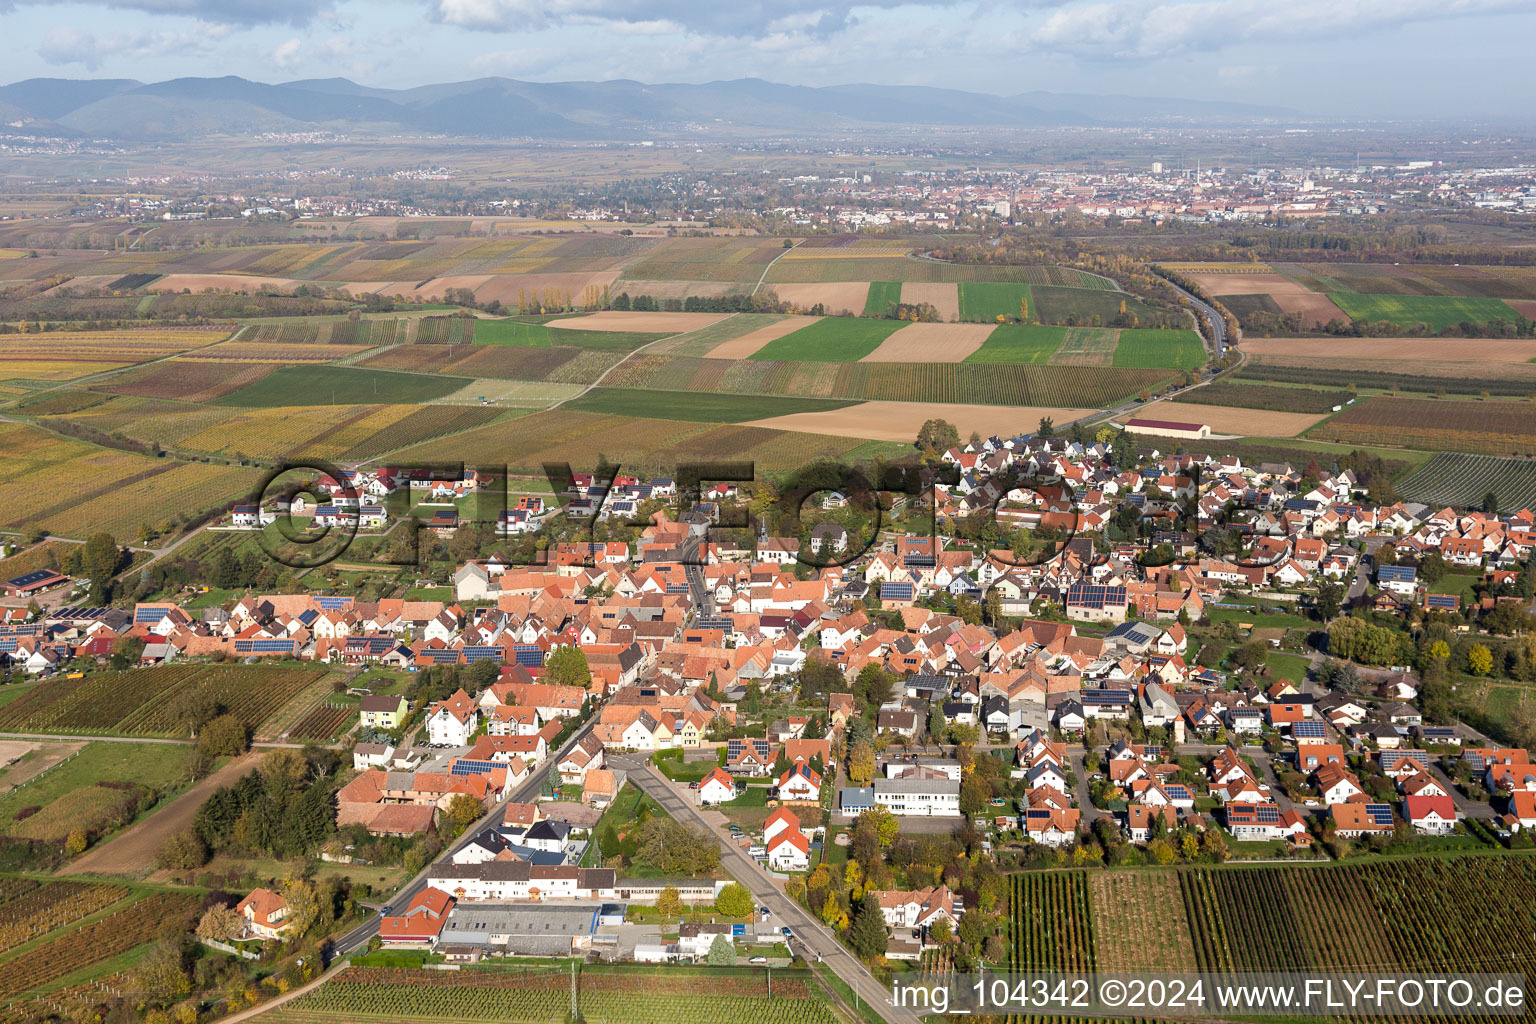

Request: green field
left=560, top=388, right=860, bottom=423
left=1328, top=292, right=1521, bottom=331
left=863, top=282, right=902, bottom=316
left=1031, top=285, right=1166, bottom=325
left=963, top=324, right=1065, bottom=364
left=958, top=282, right=1032, bottom=322
left=473, top=320, right=558, bottom=346
left=664, top=314, right=785, bottom=357
left=214, top=365, right=469, bottom=406
left=749, top=317, right=905, bottom=361
left=1112, top=329, right=1207, bottom=370
left=0, top=741, right=195, bottom=839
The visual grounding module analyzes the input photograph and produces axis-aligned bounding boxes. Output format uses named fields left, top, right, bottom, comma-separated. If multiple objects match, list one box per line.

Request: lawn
left=213, top=365, right=468, bottom=406
left=750, top=317, right=905, bottom=361
left=1265, top=650, right=1313, bottom=683
left=561, top=388, right=859, bottom=423
left=962, top=324, right=1064, bottom=364
left=1328, top=293, right=1521, bottom=331
left=958, top=282, right=1032, bottom=323
left=863, top=282, right=902, bottom=316
left=1112, top=328, right=1207, bottom=370
left=1204, top=603, right=1317, bottom=630
left=1431, top=573, right=1480, bottom=601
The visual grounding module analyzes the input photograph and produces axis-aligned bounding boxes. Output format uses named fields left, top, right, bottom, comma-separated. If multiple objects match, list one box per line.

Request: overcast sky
left=3, top=0, right=1535, bottom=119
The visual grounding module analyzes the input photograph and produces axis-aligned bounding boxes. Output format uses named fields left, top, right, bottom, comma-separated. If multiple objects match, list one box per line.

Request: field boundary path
left=62, top=749, right=268, bottom=877
left=750, top=238, right=802, bottom=296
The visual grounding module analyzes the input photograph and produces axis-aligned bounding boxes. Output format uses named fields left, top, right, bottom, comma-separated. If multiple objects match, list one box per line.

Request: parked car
left=749, top=956, right=767, bottom=964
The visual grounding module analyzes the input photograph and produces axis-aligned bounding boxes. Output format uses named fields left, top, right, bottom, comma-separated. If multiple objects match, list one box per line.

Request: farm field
left=1398, top=451, right=1536, bottom=511
left=600, top=354, right=1170, bottom=407
left=474, top=317, right=672, bottom=351
left=863, top=281, right=902, bottom=316
left=704, top=316, right=820, bottom=358
left=561, top=388, right=859, bottom=423
left=98, top=359, right=282, bottom=402
left=0, top=358, right=134, bottom=382
left=1031, top=285, right=1168, bottom=326
left=750, top=317, right=905, bottom=361
left=1328, top=292, right=1522, bottom=331
left=263, top=966, right=841, bottom=1024
left=650, top=313, right=787, bottom=357
left=859, top=322, right=994, bottom=362
left=1182, top=270, right=1349, bottom=327
left=0, top=889, right=200, bottom=1002
left=1241, top=335, right=1536, bottom=364
left=0, top=665, right=326, bottom=738
left=1127, top=400, right=1328, bottom=437
left=766, top=282, right=872, bottom=316
left=0, top=741, right=195, bottom=841
left=764, top=258, right=1047, bottom=284
left=1236, top=360, right=1536, bottom=398
left=214, top=365, right=471, bottom=406
left=1050, top=327, right=1119, bottom=366
left=744, top=400, right=1093, bottom=444
left=433, top=379, right=586, bottom=407
left=38, top=461, right=258, bottom=539
left=1088, top=872, right=1197, bottom=973
left=1311, top=396, right=1536, bottom=456
left=963, top=324, right=1066, bottom=364
left=1172, top=381, right=1354, bottom=413
left=361, top=343, right=624, bottom=385
left=1112, top=328, right=1206, bottom=370
left=1010, top=871, right=1095, bottom=974
left=389, top=408, right=893, bottom=473
left=957, top=281, right=1031, bottom=323
left=900, top=282, right=960, bottom=320
left=0, top=881, right=131, bottom=955
left=549, top=310, right=727, bottom=334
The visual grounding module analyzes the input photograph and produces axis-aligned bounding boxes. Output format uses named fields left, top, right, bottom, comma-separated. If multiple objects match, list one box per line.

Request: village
left=4, top=427, right=1535, bottom=977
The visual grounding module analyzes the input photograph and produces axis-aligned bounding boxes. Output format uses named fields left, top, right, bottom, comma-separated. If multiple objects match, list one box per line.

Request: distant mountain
left=0, top=75, right=1296, bottom=141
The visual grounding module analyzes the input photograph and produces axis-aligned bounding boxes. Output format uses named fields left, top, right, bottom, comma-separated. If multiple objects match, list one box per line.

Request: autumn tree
left=157, top=827, right=209, bottom=871
left=655, top=884, right=684, bottom=919
left=715, top=882, right=754, bottom=918
left=916, top=418, right=960, bottom=453
left=196, top=904, right=242, bottom=943
left=544, top=645, right=591, bottom=689
left=847, top=741, right=875, bottom=784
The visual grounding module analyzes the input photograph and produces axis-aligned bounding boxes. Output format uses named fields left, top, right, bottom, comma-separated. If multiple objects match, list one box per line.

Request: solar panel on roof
left=451, top=759, right=501, bottom=776
left=0, top=639, right=17, bottom=653
left=1293, top=721, right=1326, bottom=738
left=1164, top=784, right=1192, bottom=801
left=463, top=646, right=502, bottom=663
left=1365, top=804, right=1395, bottom=826
left=316, top=596, right=351, bottom=609
left=1254, top=805, right=1280, bottom=823
left=882, top=583, right=914, bottom=599
left=135, top=607, right=168, bottom=623
left=513, top=645, right=543, bottom=666
left=427, top=650, right=459, bottom=664
left=1026, top=809, right=1050, bottom=820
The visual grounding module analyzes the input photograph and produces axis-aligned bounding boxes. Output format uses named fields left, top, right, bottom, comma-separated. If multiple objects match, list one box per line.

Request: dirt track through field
left=746, top=400, right=1094, bottom=443
left=547, top=310, right=728, bottom=333
left=1125, top=399, right=1327, bottom=437
left=1189, top=271, right=1348, bottom=327
left=859, top=322, right=993, bottom=362
left=706, top=316, right=821, bottom=358
left=900, top=282, right=960, bottom=321
left=65, top=750, right=267, bottom=878
left=767, top=282, right=870, bottom=316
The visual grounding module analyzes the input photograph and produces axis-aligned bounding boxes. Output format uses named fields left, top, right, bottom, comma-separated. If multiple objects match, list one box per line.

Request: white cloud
left=1032, top=0, right=1529, bottom=59
left=12, top=0, right=331, bottom=26
left=38, top=22, right=230, bottom=69
left=270, top=36, right=302, bottom=69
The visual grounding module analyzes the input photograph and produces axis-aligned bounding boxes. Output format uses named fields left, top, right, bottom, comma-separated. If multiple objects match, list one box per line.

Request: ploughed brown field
left=859, top=323, right=994, bottom=363
left=1242, top=337, right=1536, bottom=362
left=705, top=316, right=821, bottom=358
left=766, top=282, right=871, bottom=315
left=547, top=310, right=728, bottom=333
left=745, top=400, right=1094, bottom=443
left=1187, top=271, right=1347, bottom=327
left=900, top=282, right=960, bottom=320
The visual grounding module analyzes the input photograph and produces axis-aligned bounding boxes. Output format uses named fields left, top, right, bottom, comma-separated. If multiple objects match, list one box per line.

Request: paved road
left=1429, top=761, right=1496, bottom=820
left=615, top=756, right=920, bottom=1024
left=1160, top=276, right=1229, bottom=358
left=330, top=719, right=595, bottom=957
left=1068, top=748, right=1105, bottom=824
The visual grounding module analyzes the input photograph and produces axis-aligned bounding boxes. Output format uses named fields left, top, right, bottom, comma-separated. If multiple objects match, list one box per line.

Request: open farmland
left=389, top=408, right=885, bottom=473
left=39, top=462, right=258, bottom=539
left=1181, top=270, right=1348, bottom=328
left=963, top=324, right=1065, bottom=364
left=1398, top=451, right=1536, bottom=511
left=0, top=664, right=325, bottom=738
left=1050, top=327, right=1118, bottom=365
left=1172, top=380, right=1354, bottom=413
left=1031, top=285, right=1170, bottom=325
left=899, top=282, right=960, bottom=320
left=649, top=313, right=787, bottom=356
left=750, top=317, right=905, bottom=361
left=765, top=282, right=872, bottom=315
left=1328, top=292, right=1522, bottom=330
left=100, top=360, right=282, bottom=402
left=863, top=281, right=902, bottom=316
left=214, top=365, right=470, bottom=406
left=0, top=329, right=222, bottom=361
left=561, top=388, right=859, bottom=422
left=958, top=281, right=1032, bottom=323
left=745, top=400, right=1093, bottom=444
left=0, top=741, right=195, bottom=841
left=1127, top=400, right=1328, bottom=437
left=1089, top=872, right=1197, bottom=973
left=1112, top=328, right=1206, bottom=370
left=701, top=316, right=819, bottom=358
left=859, top=322, right=994, bottom=362
left=1311, top=396, right=1536, bottom=456
left=263, top=965, right=841, bottom=1024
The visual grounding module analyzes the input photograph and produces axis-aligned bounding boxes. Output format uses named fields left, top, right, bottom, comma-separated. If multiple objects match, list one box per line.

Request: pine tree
left=848, top=893, right=888, bottom=959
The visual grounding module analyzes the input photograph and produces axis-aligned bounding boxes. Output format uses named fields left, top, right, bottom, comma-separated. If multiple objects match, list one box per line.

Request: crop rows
left=39, top=462, right=258, bottom=540
left=1171, top=381, right=1352, bottom=413
left=105, top=360, right=279, bottom=402
left=1399, top=451, right=1536, bottom=511
left=0, top=882, right=128, bottom=955
left=0, top=891, right=199, bottom=1000
left=185, top=341, right=369, bottom=362
left=1314, top=398, right=1536, bottom=456
left=289, top=702, right=355, bottom=741
left=599, top=355, right=1169, bottom=408
left=1010, top=871, right=1095, bottom=974
left=0, top=664, right=323, bottom=736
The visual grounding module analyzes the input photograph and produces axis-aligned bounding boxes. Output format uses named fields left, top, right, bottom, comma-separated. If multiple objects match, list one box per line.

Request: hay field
left=860, top=323, right=994, bottom=362
left=1186, top=271, right=1347, bottom=326
left=547, top=310, right=728, bottom=333
left=745, top=400, right=1092, bottom=443
left=900, top=282, right=960, bottom=320
left=1126, top=400, right=1328, bottom=437
left=706, top=316, right=821, bottom=358
left=767, top=282, right=871, bottom=315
